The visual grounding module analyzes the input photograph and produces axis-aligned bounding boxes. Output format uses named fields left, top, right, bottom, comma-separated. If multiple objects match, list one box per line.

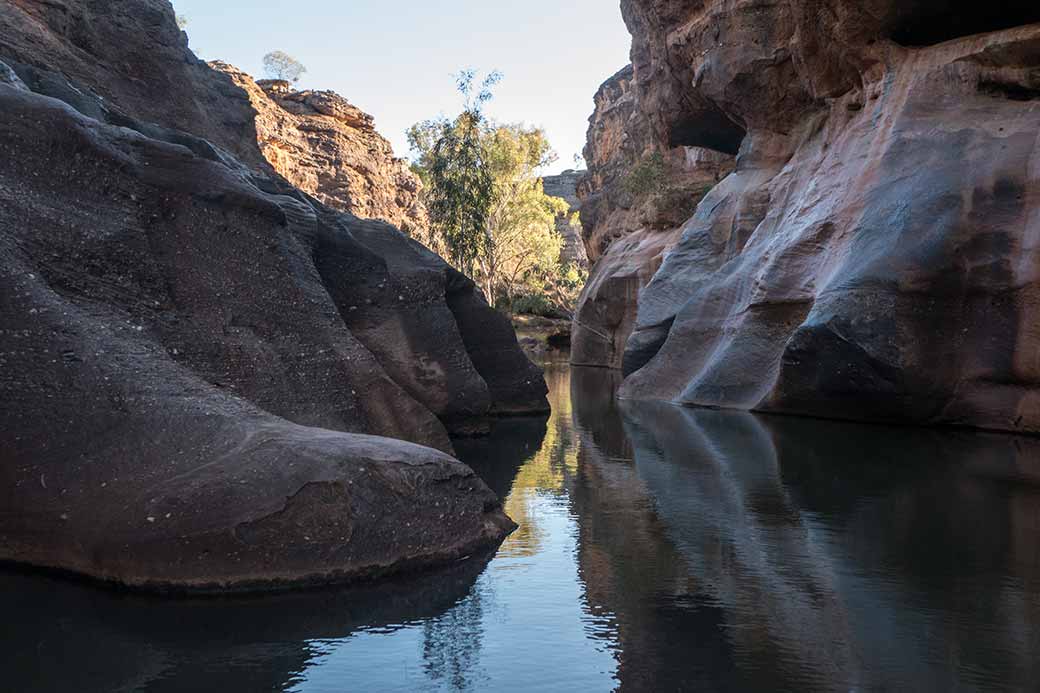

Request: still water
left=4, top=360, right=1040, bottom=691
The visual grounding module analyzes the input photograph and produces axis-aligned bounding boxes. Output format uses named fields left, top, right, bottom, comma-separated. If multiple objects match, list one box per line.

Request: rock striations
left=0, top=0, right=546, bottom=591
left=579, top=0, right=1040, bottom=434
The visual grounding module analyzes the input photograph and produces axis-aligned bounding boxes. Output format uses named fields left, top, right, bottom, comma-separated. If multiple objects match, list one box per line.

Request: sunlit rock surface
left=0, top=0, right=546, bottom=590
left=213, top=63, right=429, bottom=237
left=541, top=170, right=589, bottom=268
left=604, top=0, right=1040, bottom=433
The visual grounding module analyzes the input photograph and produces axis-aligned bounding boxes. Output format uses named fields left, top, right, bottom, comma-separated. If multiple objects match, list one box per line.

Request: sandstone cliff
left=572, top=66, right=732, bottom=368
left=213, top=64, right=429, bottom=236
left=0, top=0, right=546, bottom=591
left=540, top=170, right=588, bottom=268
left=599, top=0, right=1040, bottom=434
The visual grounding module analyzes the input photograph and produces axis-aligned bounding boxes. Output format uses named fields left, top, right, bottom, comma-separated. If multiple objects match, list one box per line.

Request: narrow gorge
left=2, top=1, right=1040, bottom=689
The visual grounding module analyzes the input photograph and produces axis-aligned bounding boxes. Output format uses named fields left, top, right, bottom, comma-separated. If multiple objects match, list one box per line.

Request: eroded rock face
left=608, top=0, right=1040, bottom=434
left=573, top=66, right=732, bottom=368
left=0, top=0, right=546, bottom=591
left=214, top=63, right=429, bottom=236
left=541, top=170, right=589, bottom=268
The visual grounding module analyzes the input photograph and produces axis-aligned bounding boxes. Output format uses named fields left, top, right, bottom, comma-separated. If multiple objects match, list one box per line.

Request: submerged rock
left=0, top=0, right=544, bottom=590
left=590, top=0, right=1040, bottom=433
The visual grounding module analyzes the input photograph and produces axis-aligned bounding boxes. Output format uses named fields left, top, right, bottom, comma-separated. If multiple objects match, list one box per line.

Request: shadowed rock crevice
left=668, top=108, right=747, bottom=156
left=885, top=2, right=1040, bottom=47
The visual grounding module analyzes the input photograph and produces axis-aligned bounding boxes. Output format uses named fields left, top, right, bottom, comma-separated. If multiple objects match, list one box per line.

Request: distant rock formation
left=572, top=66, right=732, bottom=369
left=541, top=170, right=589, bottom=268
left=0, top=0, right=546, bottom=591
left=214, top=63, right=429, bottom=237
left=588, top=0, right=1040, bottom=434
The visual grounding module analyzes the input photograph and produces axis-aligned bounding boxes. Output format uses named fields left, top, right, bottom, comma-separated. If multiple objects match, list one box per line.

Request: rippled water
left=4, top=359, right=1040, bottom=691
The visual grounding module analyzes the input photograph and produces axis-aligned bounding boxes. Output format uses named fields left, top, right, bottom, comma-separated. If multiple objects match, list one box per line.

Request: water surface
left=4, top=360, right=1040, bottom=691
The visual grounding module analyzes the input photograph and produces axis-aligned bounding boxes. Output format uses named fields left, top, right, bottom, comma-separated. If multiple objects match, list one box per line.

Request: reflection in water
left=0, top=550, right=494, bottom=692
left=2, top=361, right=1039, bottom=691
left=614, top=404, right=1040, bottom=691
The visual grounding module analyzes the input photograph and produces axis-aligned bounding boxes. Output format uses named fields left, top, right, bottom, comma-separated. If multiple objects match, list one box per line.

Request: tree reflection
left=421, top=588, right=488, bottom=691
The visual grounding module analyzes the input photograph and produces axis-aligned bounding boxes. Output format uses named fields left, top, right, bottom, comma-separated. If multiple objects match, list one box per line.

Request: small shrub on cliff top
left=263, top=51, right=307, bottom=84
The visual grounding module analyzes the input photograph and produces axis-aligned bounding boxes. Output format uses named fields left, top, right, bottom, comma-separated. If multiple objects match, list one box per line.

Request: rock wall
left=540, top=170, right=588, bottom=267
left=572, top=66, right=732, bottom=368
left=0, top=0, right=546, bottom=591
left=213, top=64, right=429, bottom=237
left=574, top=1, right=1040, bottom=431
left=611, top=0, right=1040, bottom=434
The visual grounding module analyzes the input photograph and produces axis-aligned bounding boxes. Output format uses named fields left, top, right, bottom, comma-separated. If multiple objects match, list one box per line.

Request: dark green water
left=3, top=361, right=1040, bottom=691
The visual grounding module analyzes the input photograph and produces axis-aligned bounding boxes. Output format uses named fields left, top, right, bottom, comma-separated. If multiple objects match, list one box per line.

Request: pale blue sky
left=171, top=0, right=631, bottom=174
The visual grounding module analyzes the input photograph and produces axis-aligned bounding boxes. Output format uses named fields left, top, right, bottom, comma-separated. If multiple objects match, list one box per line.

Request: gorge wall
left=0, top=0, right=546, bottom=590
left=540, top=170, right=588, bottom=268
left=579, top=0, right=1040, bottom=434
left=573, top=66, right=732, bottom=368
left=213, top=64, right=429, bottom=236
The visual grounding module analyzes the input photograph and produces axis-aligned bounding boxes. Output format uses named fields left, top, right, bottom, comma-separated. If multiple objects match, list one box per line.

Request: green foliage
left=409, top=73, right=583, bottom=313
left=624, top=152, right=716, bottom=228
left=425, top=110, right=496, bottom=276
left=407, top=70, right=501, bottom=276
left=176, top=14, right=188, bottom=30
left=511, top=262, right=588, bottom=318
left=262, top=51, right=307, bottom=83
left=624, top=151, right=666, bottom=198
left=509, top=292, right=559, bottom=318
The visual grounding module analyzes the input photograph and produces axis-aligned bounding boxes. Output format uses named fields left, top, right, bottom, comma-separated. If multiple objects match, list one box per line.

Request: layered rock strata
left=214, top=64, right=428, bottom=236
left=593, top=0, right=1040, bottom=434
left=0, top=0, right=546, bottom=590
left=541, top=170, right=589, bottom=267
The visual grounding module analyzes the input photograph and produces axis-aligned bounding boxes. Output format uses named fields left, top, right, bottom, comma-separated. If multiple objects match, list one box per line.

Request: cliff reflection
left=4, top=364, right=1039, bottom=692
left=462, top=362, right=577, bottom=559
left=593, top=402, right=1040, bottom=691
left=570, top=367, right=734, bottom=691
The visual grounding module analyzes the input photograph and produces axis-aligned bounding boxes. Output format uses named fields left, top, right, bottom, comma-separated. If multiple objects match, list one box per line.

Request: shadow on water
left=0, top=549, right=494, bottom=692
left=2, top=360, right=1040, bottom=691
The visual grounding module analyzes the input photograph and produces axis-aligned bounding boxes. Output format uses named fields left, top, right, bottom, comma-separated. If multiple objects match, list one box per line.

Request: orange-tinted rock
left=615, top=0, right=1040, bottom=434
left=215, top=63, right=429, bottom=237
